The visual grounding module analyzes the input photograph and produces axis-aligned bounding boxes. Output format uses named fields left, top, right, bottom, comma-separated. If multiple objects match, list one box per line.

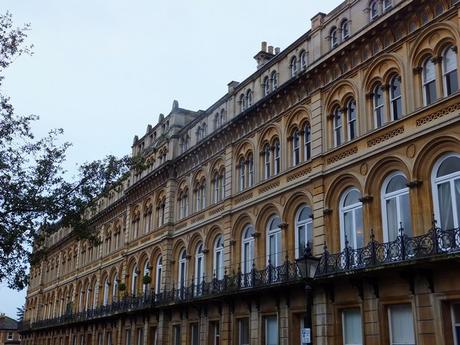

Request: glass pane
left=298, top=206, right=312, bottom=221
left=426, top=81, right=437, bottom=105
left=344, top=211, right=353, bottom=247
left=266, top=317, right=278, bottom=345
left=437, top=156, right=460, bottom=177
left=298, top=225, right=306, bottom=256
left=239, top=319, right=250, bottom=345
left=386, top=175, right=408, bottom=193
left=343, top=309, right=363, bottom=345
left=387, top=198, right=399, bottom=242
left=270, top=216, right=281, bottom=230
left=355, top=207, right=364, bottom=248
left=446, top=71, right=459, bottom=96
left=444, top=48, right=457, bottom=73
left=269, top=235, right=276, bottom=265
left=400, top=194, right=413, bottom=236
left=453, top=304, right=460, bottom=323
left=344, top=190, right=361, bottom=206
left=389, top=305, right=415, bottom=345
left=424, top=60, right=436, bottom=81
left=438, top=182, right=454, bottom=230
left=391, top=77, right=401, bottom=98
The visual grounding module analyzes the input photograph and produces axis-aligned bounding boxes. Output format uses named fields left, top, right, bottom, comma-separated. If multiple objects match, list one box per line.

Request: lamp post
left=297, top=242, right=319, bottom=345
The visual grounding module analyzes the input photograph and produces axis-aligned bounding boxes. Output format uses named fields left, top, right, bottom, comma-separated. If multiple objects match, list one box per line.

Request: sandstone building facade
left=20, top=0, right=460, bottom=344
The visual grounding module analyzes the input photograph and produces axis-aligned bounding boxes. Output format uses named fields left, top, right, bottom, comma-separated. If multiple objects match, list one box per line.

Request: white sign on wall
left=301, top=328, right=311, bottom=344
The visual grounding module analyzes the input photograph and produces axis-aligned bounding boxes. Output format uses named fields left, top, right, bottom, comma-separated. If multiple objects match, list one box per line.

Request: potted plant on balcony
left=143, top=274, right=151, bottom=285
left=118, top=282, right=126, bottom=292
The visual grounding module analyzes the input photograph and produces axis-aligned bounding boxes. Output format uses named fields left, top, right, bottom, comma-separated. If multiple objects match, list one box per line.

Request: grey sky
left=1, top=0, right=340, bottom=318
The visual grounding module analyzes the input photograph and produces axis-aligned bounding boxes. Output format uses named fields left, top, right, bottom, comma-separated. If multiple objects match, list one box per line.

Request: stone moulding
left=258, top=180, right=280, bottom=194
left=234, top=192, right=254, bottom=205
left=367, top=126, right=405, bottom=147
left=416, top=102, right=460, bottom=127
left=286, top=166, right=312, bottom=182
left=326, top=146, right=358, bottom=165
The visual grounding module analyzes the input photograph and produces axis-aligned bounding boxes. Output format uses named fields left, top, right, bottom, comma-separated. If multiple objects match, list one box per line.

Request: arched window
left=373, top=84, right=385, bottom=128
left=390, top=76, right=402, bottom=120
left=248, top=154, right=254, bottom=187
left=300, top=51, right=307, bottom=70
left=266, top=215, right=282, bottom=267
left=264, top=144, right=271, bottom=179
left=112, top=274, right=118, bottom=302
left=213, top=236, right=224, bottom=280
left=304, top=123, right=312, bottom=161
left=274, top=139, right=281, bottom=175
left=178, top=250, right=187, bottom=289
left=330, top=27, right=338, bottom=49
left=422, top=58, right=437, bottom=106
left=263, top=76, right=270, bottom=96
left=131, top=265, right=139, bottom=297
left=370, top=0, right=379, bottom=20
left=295, top=205, right=313, bottom=259
left=220, top=110, right=226, bottom=125
left=271, top=71, right=278, bottom=90
left=213, top=173, right=220, bottom=203
left=241, top=225, right=255, bottom=275
left=195, top=243, right=204, bottom=291
left=240, top=94, right=246, bottom=112
left=155, top=256, right=162, bottom=294
left=333, top=106, right=343, bottom=147
left=239, top=158, right=245, bottom=192
left=292, top=130, right=300, bottom=166
left=346, top=99, right=357, bottom=140
left=340, top=188, right=364, bottom=249
left=246, top=89, right=253, bottom=108
left=103, top=278, right=109, bottom=306
left=179, top=191, right=189, bottom=219
left=143, top=261, right=150, bottom=294
left=432, top=154, right=460, bottom=230
left=341, top=20, right=350, bottom=40
left=383, top=0, right=392, bottom=12
left=442, top=46, right=458, bottom=96
left=290, top=56, right=298, bottom=77
left=381, top=173, right=413, bottom=242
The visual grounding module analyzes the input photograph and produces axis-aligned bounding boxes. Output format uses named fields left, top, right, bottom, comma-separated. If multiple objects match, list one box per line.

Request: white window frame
left=264, top=145, right=271, bottom=179
left=213, top=235, right=224, bottom=280
left=155, top=256, right=162, bottom=294
left=381, top=172, right=411, bottom=242
left=195, top=243, right=204, bottom=291
left=431, top=153, right=460, bottom=230
left=373, top=84, right=385, bottom=128
left=341, top=20, right=350, bottom=40
left=390, top=75, right=402, bottom=121
left=131, top=265, right=138, bottom=297
left=422, top=58, right=437, bottom=106
left=294, top=205, right=313, bottom=259
left=290, top=56, right=298, bottom=77
left=178, top=250, right=187, bottom=289
left=266, top=216, right=282, bottom=267
left=112, top=274, right=118, bottom=302
left=370, top=0, right=380, bottom=21
left=241, top=225, right=255, bottom=275
left=330, top=27, right=338, bottom=49
left=342, top=308, right=363, bottom=345
left=263, top=76, right=270, bottom=96
left=103, top=278, right=109, bottom=306
left=239, top=158, right=246, bottom=192
left=304, top=124, right=311, bottom=161
left=339, top=188, right=364, bottom=249
left=292, top=130, right=300, bottom=166
left=274, top=140, right=281, bottom=175
left=347, top=99, right=357, bottom=141
left=442, top=46, right=458, bottom=97
left=248, top=155, right=254, bottom=187
left=388, top=304, right=416, bottom=345
left=333, top=107, right=343, bottom=147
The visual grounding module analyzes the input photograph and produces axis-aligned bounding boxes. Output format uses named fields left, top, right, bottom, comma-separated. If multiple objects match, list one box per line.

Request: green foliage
left=0, top=12, right=140, bottom=290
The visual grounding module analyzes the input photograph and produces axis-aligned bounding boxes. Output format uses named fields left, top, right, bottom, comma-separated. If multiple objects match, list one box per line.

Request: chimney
left=254, top=41, right=276, bottom=69
left=311, top=12, right=326, bottom=30
left=275, top=47, right=281, bottom=55
left=227, top=81, right=240, bottom=93
left=261, top=41, right=267, bottom=52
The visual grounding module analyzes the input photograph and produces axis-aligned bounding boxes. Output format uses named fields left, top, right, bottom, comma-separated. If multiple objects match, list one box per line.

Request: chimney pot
left=268, top=46, right=274, bottom=54
left=261, top=41, right=267, bottom=52
left=275, top=47, right=281, bottom=54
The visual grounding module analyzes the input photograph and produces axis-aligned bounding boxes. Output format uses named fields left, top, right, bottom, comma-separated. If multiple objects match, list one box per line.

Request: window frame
left=294, top=204, right=313, bottom=259
left=422, top=57, right=437, bottom=106
left=241, top=225, right=255, bottom=275
left=442, top=46, right=458, bottom=97
left=339, top=188, right=364, bottom=249
left=213, top=235, right=224, bottom=280
left=346, top=99, right=357, bottom=141
left=266, top=215, right=282, bottom=267
left=292, top=129, right=300, bottom=166
left=373, top=84, right=386, bottom=128
left=389, top=75, right=403, bottom=121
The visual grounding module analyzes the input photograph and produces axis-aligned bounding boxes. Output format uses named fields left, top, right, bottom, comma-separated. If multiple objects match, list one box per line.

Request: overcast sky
left=1, top=0, right=340, bottom=319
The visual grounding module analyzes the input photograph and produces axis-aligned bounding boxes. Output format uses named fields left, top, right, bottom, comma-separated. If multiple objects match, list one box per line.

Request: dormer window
left=370, top=0, right=379, bottom=20
left=330, top=27, right=338, bottom=49
left=300, top=51, right=307, bottom=70
left=383, top=0, right=392, bottom=12
left=341, top=20, right=350, bottom=40
left=271, top=71, right=278, bottom=90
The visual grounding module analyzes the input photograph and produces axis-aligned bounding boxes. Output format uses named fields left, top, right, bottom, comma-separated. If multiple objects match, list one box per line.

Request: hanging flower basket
left=143, top=275, right=152, bottom=285
left=118, top=283, right=126, bottom=291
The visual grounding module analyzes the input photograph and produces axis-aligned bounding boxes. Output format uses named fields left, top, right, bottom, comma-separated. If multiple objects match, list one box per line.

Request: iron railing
left=315, top=226, right=460, bottom=276
left=23, top=259, right=304, bottom=331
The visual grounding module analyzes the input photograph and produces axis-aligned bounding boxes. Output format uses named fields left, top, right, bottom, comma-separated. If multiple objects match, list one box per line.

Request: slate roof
left=0, top=315, right=17, bottom=330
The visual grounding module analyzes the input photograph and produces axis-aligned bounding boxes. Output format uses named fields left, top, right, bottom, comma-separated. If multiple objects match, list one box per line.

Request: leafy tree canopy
left=0, top=12, right=138, bottom=290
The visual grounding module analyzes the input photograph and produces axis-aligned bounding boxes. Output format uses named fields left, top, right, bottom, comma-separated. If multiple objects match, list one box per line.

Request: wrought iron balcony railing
left=23, top=259, right=304, bottom=331
left=315, top=226, right=460, bottom=277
